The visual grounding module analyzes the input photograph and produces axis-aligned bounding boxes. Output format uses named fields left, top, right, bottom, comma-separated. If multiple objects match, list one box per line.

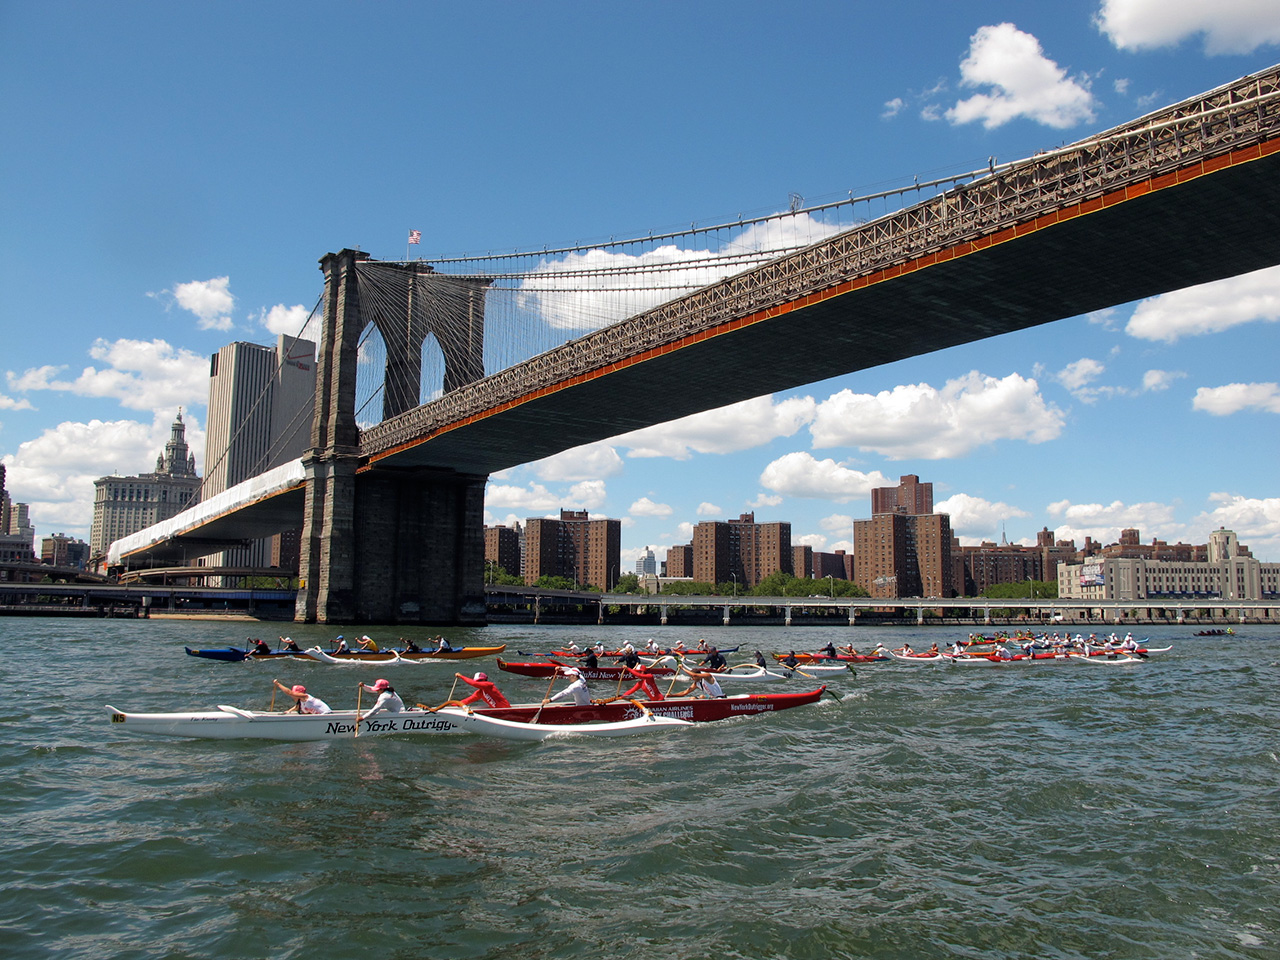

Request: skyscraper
left=202, top=335, right=315, bottom=569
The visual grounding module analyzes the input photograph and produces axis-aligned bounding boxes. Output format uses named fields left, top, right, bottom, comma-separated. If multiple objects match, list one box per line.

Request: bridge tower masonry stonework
left=296, top=248, right=488, bottom=625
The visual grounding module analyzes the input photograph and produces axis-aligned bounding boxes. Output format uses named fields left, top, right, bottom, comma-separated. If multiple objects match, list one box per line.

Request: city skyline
left=2, top=2, right=1278, bottom=567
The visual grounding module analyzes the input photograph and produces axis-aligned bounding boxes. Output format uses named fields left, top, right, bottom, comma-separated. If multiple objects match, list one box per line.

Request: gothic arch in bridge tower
left=296, top=249, right=488, bottom=625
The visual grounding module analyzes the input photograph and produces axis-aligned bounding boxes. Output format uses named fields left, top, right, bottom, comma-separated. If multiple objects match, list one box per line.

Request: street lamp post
left=731, top=572, right=738, bottom=599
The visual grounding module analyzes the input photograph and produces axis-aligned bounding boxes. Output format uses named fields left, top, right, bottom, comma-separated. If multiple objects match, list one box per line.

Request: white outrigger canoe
left=106, top=703, right=689, bottom=741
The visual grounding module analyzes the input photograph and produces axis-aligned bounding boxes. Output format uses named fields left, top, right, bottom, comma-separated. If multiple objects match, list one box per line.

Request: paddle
left=354, top=683, right=363, bottom=738
left=269, top=680, right=278, bottom=713
left=532, top=673, right=558, bottom=723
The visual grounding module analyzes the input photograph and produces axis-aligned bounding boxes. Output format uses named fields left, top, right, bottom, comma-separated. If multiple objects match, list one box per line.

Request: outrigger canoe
left=106, top=686, right=826, bottom=741
left=184, top=645, right=506, bottom=663
left=774, top=651, right=889, bottom=664
left=543, top=644, right=741, bottom=658
left=106, top=703, right=686, bottom=741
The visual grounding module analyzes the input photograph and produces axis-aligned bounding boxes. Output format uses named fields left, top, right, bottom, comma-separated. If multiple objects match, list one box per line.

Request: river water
left=1, top=617, right=1276, bottom=959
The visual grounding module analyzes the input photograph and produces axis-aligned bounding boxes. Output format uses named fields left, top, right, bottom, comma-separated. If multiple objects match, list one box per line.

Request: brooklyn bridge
left=110, top=65, right=1280, bottom=625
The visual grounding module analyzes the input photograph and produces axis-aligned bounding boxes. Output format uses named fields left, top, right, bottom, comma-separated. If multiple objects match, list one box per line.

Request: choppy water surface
left=1, top=618, right=1277, bottom=959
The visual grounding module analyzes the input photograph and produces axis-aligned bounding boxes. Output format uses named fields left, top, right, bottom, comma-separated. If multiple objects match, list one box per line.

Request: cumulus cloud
left=1125, top=264, right=1280, bottom=342
left=696, top=502, right=722, bottom=517
left=518, top=213, right=843, bottom=331
left=1096, top=0, right=1280, bottom=54
left=749, top=493, right=784, bottom=509
left=1142, top=369, right=1185, bottom=392
left=882, top=97, right=905, bottom=118
left=1192, top=382, right=1280, bottom=415
left=1046, top=497, right=1178, bottom=544
left=935, top=493, right=1031, bottom=544
left=484, top=478, right=607, bottom=514
left=0, top=393, right=34, bottom=411
left=809, top=371, right=1064, bottom=459
left=759, top=452, right=891, bottom=502
left=1056, top=358, right=1106, bottom=392
left=531, top=441, right=625, bottom=482
left=1, top=413, right=206, bottom=540
left=1193, top=493, right=1280, bottom=559
left=257, top=303, right=317, bottom=339
left=630, top=497, right=672, bottom=517
left=7, top=338, right=210, bottom=414
left=618, top=395, right=816, bottom=460
left=946, top=23, right=1096, bottom=129
left=171, top=277, right=235, bottom=331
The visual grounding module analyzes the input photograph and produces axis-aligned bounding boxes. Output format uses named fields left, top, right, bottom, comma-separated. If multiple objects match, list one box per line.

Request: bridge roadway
left=113, top=66, right=1280, bottom=567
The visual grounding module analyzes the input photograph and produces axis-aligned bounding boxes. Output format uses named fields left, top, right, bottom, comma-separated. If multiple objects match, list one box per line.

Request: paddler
left=273, top=679, right=332, bottom=715
left=544, top=666, right=591, bottom=706
left=357, top=635, right=380, bottom=653
left=455, top=672, right=511, bottom=708
left=279, top=636, right=303, bottom=653
left=357, top=678, right=404, bottom=718
left=672, top=668, right=725, bottom=699
left=618, top=664, right=663, bottom=701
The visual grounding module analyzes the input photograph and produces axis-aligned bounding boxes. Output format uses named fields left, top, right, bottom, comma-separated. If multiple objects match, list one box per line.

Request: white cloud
left=172, top=277, right=234, bottom=331
left=1, top=414, right=206, bottom=541
left=518, top=213, right=843, bottom=331
left=531, top=442, right=625, bottom=482
left=484, top=478, right=607, bottom=514
left=1192, top=382, right=1280, bottom=415
left=1056, top=358, right=1105, bottom=392
left=1096, top=0, right=1280, bottom=55
left=1046, top=497, right=1178, bottom=544
left=1125, top=264, right=1280, bottom=342
left=258, top=303, right=317, bottom=339
left=696, top=501, right=722, bottom=517
left=619, top=395, right=816, bottom=460
left=935, top=493, right=1031, bottom=544
left=484, top=481, right=563, bottom=513
left=794, top=532, right=827, bottom=549
left=1142, top=369, right=1185, bottom=392
left=759, top=452, right=891, bottom=502
left=630, top=497, right=672, bottom=517
left=1193, top=493, right=1280, bottom=559
left=946, top=23, right=1096, bottom=129
left=0, top=393, right=34, bottom=411
left=819, top=513, right=855, bottom=534
left=749, top=493, right=784, bottom=508
left=566, top=481, right=608, bottom=510
left=809, top=371, right=1064, bottom=459
left=882, top=97, right=905, bottom=118
left=7, top=339, right=210, bottom=414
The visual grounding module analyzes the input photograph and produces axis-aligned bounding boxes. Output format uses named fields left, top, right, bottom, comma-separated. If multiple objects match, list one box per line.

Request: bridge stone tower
left=295, top=248, right=489, bottom=625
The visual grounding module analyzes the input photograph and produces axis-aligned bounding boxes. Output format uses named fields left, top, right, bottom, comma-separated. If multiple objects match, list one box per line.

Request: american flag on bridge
left=408, top=229, right=421, bottom=244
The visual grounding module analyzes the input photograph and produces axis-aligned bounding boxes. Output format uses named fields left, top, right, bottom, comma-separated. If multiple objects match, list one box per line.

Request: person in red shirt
left=619, top=665, right=664, bottom=701
left=455, top=672, right=511, bottom=708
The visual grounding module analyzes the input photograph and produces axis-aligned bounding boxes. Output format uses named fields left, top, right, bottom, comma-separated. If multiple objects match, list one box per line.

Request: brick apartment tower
left=854, top=475, right=953, bottom=598
left=522, top=509, right=620, bottom=590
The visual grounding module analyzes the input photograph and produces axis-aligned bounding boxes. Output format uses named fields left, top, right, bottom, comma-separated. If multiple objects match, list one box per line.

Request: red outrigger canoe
left=773, top=651, right=889, bottom=664
left=468, top=686, right=828, bottom=724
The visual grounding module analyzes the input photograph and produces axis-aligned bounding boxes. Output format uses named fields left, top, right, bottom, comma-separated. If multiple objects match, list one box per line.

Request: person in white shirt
left=272, top=679, right=332, bottom=714
left=545, top=667, right=592, bottom=706
left=673, top=669, right=725, bottom=699
left=358, top=678, right=404, bottom=719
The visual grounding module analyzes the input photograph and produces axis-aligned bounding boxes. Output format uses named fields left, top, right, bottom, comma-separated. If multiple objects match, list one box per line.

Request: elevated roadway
left=113, top=66, right=1280, bottom=571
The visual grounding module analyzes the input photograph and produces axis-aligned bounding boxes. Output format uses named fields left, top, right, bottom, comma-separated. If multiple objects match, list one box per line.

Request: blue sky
left=2, top=1, right=1279, bottom=565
